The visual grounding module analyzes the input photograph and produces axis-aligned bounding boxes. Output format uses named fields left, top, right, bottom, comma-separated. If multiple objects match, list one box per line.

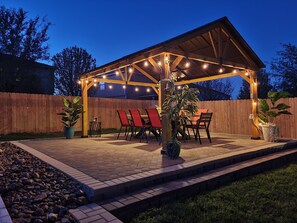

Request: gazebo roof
left=81, top=16, right=264, bottom=87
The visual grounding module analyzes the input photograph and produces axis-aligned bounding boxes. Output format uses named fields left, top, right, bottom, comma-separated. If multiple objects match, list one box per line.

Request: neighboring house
left=0, top=53, right=54, bottom=94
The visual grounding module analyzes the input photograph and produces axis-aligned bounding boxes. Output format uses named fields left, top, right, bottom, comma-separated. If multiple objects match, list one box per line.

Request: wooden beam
left=170, top=55, right=184, bottom=71
left=222, top=37, right=231, bottom=60
left=81, top=81, right=88, bottom=137
left=208, top=31, right=218, bottom=58
left=218, top=28, right=222, bottom=61
left=127, top=81, right=156, bottom=87
left=93, top=78, right=125, bottom=85
left=117, top=68, right=125, bottom=81
left=152, top=86, right=159, bottom=94
left=175, top=72, right=239, bottom=85
left=239, top=71, right=250, bottom=83
left=132, top=64, right=158, bottom=83
left=148, top=57, right=160, bottom=70
left=127, top=67, right=134, bottom=82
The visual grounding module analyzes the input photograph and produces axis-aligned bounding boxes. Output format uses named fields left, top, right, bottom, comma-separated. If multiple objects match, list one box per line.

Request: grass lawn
left=0, top=129, right=118, bottom=141
left=131, top=163, right=297, bottom=223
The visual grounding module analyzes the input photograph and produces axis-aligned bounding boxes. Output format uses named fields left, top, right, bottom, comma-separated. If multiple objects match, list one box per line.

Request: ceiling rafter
left=208, top=31, right=218, bottom=58
left=132, top=64, right=158, bottom=84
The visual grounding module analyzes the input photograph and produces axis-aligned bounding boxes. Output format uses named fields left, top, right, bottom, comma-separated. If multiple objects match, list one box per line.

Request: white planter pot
left=261, top=125, right=279, bottom=142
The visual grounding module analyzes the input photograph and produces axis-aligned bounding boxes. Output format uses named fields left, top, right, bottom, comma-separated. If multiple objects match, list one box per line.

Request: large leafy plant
left=162, top=79, right=199, bottom=140
left=57, top=96, right=83, bottom=127
left=258, top=91, right=292, bottom=124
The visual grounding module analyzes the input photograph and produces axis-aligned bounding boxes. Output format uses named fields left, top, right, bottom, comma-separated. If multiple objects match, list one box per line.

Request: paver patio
left=19, top=133, right=285, bottom=181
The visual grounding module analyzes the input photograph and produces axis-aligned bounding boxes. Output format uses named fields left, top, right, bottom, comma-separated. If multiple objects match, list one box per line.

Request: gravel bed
left=0, top=142, right=88, bottom=223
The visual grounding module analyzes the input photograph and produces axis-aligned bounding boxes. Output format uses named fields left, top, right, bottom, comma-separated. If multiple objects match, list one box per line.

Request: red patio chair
left=129, top=109, right=151, bottom=142
left=117, top=110, right=132, bottom=140
left=146, top=108, right=162, bottom=144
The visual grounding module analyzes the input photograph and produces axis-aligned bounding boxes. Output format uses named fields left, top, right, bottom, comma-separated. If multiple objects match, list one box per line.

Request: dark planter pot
left=166, top=139, right=181, bottom=159
left=64, top=126, right=75, bottom=139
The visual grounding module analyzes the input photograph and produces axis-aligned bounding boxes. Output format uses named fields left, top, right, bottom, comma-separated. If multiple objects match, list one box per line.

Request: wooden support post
left=82, top=81, right=89, bottom=137
left=160, top=53, right=172, bottom=154
left=250, top=71, right=260, bottom=139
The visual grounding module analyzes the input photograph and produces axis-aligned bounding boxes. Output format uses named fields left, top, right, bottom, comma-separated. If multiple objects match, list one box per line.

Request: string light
left=146, top=88, right=151, bottom=92
left=103, top=75, right=106, bottom=79
left=94, top=79, right=97, bottom=82
left=219, top=68, right=224, bottom=73
left=158, top=61, right=162, bottom=66
left=165, top=56, right=169, bottom=61
left=233, top=69, right=238, bottom=73
left=245, top=71, right=249, bottom=76
left=129, top=67, right=133, bottom=73
left=202, top=63, right=209, bottom=69
left=135, top=87, right=139, bottom=92
left=254, top=82, right=257, bottom=86
left=177, top=86, right=181, bottom=90
left=94, top=83, right=97, bottom=87
left=115, top=71, right=119, bottom=76
left=122, top=85, right=126, bottom=89
left=144, top=61, right=149, bottom=67
left=77, top=80, right=81, bottom=84
left=85, top=80, right=89, bottom=84
left=109, top=85, right=113, bottom=89
left=185, top=61, right=190, bottom=68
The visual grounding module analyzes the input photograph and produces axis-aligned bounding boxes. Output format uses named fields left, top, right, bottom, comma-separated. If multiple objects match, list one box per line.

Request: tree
left=52, top=46, right=97, bottom=96
left=0, top=6, right=50, bottom=60
left=0, top=6, right=51, bottom=93
left=237, top=69, right=273, bottom=99
left=271, top=43, right=297, bottom=96
left=198, top=79, right=234, bottom=100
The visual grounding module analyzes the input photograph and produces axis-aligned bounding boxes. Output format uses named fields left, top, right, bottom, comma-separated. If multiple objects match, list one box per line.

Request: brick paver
left=18, top=133, right=285, bottom=182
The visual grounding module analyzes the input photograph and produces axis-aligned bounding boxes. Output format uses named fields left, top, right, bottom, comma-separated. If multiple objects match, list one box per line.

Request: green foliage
left=258, top=91, right=292, bottom=124
left=132, top=163, right=297, bottom=223
left=52, top=46, right=96, bottom=96
left=0, top=6, right=50, bottom=60
left=161, top=79, right=199, bottom=140
left=57, top=96, right=83, bottom=127
left=271, top=43, right=297, bottom=96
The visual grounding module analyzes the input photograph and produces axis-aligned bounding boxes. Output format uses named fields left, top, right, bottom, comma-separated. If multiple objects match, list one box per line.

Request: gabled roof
left=81, top=17, right=264, bottom=86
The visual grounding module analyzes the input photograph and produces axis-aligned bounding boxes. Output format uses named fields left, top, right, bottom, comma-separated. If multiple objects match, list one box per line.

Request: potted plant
left=258, top=91, right=292, bottom=142
left=57, top=96, right=83, bottom=139
left=162, top=79, right=199, bottom=159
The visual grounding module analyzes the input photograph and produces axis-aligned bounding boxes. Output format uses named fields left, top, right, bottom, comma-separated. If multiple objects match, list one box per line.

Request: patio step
left=88, top=141, right=297, bottom=201
left=95, top=147, right=297, bottom=222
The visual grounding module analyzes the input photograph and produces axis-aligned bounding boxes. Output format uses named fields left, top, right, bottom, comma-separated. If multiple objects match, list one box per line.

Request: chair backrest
left=192, top=108, right=208, bottom=125
left=198, top=112, right=213, bottom=129
left=146, top=108, right=162, bottom=129
left=129, top=109, right=143, bottom=128
left=117, top=110, right=130, bottom=126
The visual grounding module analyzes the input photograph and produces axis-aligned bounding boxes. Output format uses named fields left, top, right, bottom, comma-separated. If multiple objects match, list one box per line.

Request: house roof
left=81, top=17, right=264, bottom=87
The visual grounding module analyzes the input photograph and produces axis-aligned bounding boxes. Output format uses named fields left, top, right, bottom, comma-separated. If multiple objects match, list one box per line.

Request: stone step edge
left=11, top=140, right=297, bottom=202
left=88, top=143, right=296, bottom=200
left=0, top=196, right=13, bottom=223
left=98, top=148, right=297, bottom=221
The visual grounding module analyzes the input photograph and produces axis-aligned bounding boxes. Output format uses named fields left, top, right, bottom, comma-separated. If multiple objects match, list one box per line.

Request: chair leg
left=125, top=126, right=130, bottom=140
left=129, top=127, right=135, bottom=141
left=195, top=128, right=202, bottom=144
left=206, top=128, right=211, bottom=143
left=117, top=126, right=122, bottom=139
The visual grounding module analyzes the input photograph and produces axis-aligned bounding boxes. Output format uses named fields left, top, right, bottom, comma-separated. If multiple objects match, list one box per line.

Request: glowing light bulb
left=94, top=79, right=97, bottom=82
left=109, top=85, right=113, bottom=89
left=158, top=61, right=162, bottom=66
left=177, top=86, right=181, bottom=90
left=185, top=62, right=190, bottom=68
left=103, top=75, right=106, bottom=79
left=254, top=82, right=257, bottom=86
left=202, top=63, right=209, bottom=69
left=165, top=56, right=169, bottom=61
left=146, top=88, right=150, bottom=92
left=85, top=80, right=89, bottom=84
left=129, top=67, right=133, bottom=73
left=115, top=71, right=119, bottom=76
left=245, top=71, right=249, bottom=76
left=94, top=83, right=97, bottom=87
left=233, top=69, right=237, bottom=73
left=144, top=61, right=149, bottom=66
left=77, top=80, right=81, bottom=84
left=122, top=85, right=126, bottom=89
left=135, top=87, right=139, bottom=92
left=219, top=68, right=223, bottom=73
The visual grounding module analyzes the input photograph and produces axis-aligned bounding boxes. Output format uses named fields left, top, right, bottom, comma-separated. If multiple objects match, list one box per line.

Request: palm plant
left=162, top=79, right=199, bottom=158
left=258, top=91, right=292, bottom=124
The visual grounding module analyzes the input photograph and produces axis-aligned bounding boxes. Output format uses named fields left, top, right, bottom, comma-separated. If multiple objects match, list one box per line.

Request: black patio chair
left=191, top=112, right=213, bottom=144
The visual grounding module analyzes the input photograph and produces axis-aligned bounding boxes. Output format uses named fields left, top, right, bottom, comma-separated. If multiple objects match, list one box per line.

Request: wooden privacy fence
left=0, top=92, right=296, bottom=139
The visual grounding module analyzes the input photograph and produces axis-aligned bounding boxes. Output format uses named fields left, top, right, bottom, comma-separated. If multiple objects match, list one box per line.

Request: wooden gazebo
left=80, top=16, right=265, bottom=147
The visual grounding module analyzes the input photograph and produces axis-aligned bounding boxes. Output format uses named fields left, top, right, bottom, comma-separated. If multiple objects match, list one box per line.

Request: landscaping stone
left=0, top=142, right=88, bottom=222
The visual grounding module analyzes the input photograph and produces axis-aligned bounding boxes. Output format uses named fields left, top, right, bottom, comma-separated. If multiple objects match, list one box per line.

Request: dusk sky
left=2, top=0, right=297, bottom=96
